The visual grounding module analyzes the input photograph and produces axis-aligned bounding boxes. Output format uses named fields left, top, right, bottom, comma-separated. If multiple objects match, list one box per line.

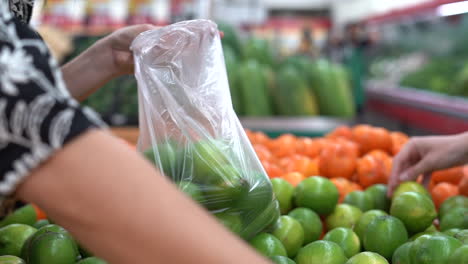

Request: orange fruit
left=284, top=155, right=319, bottom=177
left=430, top=182, right=459, bottom=209
left=330, top=178, right=362, bottom=203
left=432, top=166, right=464, bottom=185
left=391, top=242, right=412, bottom=264
left=319, top=141, right=358, bottom=179
left=323, top=227, right=361, bottom=258
left=271, top=216, right=304, bottom=258
left=270, top=134, right=297, bottom=158
left=356, top=153, right=390, bottom=188
left=364, top=184, right=391, bottom=212
left=409, top=234, right=462, bottom=264
left=439, top=207, right=468, bottom=231
left=288, top=208, right=323, bottom=244
left=448, top=244, right=468, bottom=264
left=459, top=175, right=468, bottom=196
left=326, top=204, right=363, bottom=230
left=346, top=252, right=389, bottom=264
left=282, top=172, right=305, bottom=187
left=363, top=215, right=408, bottom=259
left=352, top=125, right=392, bottom=155
left=294, top=176, right=339, bottom=216
left=343, top=191, right=374, bottom=212
left=354, top=210, right=388, bottom=241
left=254, top=144, right=275, bottom=162
left=263, top=161, right=285, bottom=179
left=271, top=178, right=294, bottom=214
left=327, top=126, right=354, bottom=141
left=390, top=132, right=409, bottom=156
left=296, top=138, right=322, bottom=158
left=249, top=233, right=287, bottom=257
left=439, top=195, right=468, bottom=218
left=390, top=192, right=437, bottom=234
left=295, top=240, right=348, bottom=264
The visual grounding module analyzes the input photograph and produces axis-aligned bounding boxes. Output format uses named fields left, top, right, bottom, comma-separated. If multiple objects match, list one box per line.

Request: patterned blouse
left=0, top=0, right=105, bottom=212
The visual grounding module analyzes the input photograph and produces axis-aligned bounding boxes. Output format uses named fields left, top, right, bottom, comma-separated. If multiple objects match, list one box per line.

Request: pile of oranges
left=246, top=125, right=468, bottom=208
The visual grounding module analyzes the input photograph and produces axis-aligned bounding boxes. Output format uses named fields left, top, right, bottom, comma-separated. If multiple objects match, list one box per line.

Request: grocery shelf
left=240, top=117, right=352, bottom=138
left=365, top=81, right=468, bottom=134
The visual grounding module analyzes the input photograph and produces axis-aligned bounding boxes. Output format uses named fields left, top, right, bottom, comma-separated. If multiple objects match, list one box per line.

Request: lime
left=214, top=211, right=243, bottom=235
left=76, top=257, right=107, bottom=264
left=0, top=255, right=26, bottom=264
left=295, top=240, right=348, bottom=264
left=455, top=229, right=468, bottom=244
left=0, top=224, right=37, bottom=257
left=443, top=228, right=461, bottom=237
left=294, top=176, right=339, bottom=216
left=0, top=205, right=37, bottom=228
left=390, top=192, right=437, bottom=234
left=271, top=216, right=304, bottom=258
left=143, top=141, right=179, bottom=179
left=393, top=181, right=431, bottom=199
left=409, top=230, right=441, bottom=241
left=271, top=178, right=294, bottom=214
left=323, top=228, right=360, bottom=258
left=439, top=195, right=468, bottom=218
left=270, top=255, right=296, bottom=264
left=249, top=233, right=287, bottom=257
left=23, top=225, right=79, bottom=257
left=288, top=208, right=322, bottom=244
left=410, top=234, right=462, bottom=264
left=21, top=232, right=77, bottom=264
left=32, top=220, right=49, bottom=230
left=177, top=181, right=205, bottom=203
left=326, top=204, right=362, bottom=230
left=363, top=215, right=408, bottom=259
left=425, top=224, right=438, bottom=232
left=364, top=184, right=390, bottom=212
left=236, top=181, right=278, bottom=239
left=448, top=244, right=468, bottom=264
left=192, top=140, right=230, bottom=183
left=392, top=242, right=412, bottom=264
left=354, top=210, right=387, bottom=241
left=202, top=165, right=249, bottom=210
left=343, top=191, right=373, bottom=212
left=345, top=252, right=389, bottom=264
left=440, top=207, right=468, bottom=231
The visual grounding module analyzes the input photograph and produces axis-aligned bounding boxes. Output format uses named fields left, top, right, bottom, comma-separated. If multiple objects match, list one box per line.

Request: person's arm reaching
left=388, top=132, right=468, bottom=196
left=17, top=130, right=271, bottom=264
left=61, top=24, right=155, bottom=101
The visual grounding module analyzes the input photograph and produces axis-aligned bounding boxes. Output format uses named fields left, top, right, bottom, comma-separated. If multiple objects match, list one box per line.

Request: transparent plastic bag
left=132, top=20, right=279, bottom=239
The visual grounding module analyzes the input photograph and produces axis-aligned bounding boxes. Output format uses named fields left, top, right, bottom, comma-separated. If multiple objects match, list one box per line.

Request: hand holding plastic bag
left=132, top=20, right=279, bottom=239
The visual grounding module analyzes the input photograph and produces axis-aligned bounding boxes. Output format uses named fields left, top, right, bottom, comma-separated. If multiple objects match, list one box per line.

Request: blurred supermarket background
left=32, top=0, right=468, bottom=138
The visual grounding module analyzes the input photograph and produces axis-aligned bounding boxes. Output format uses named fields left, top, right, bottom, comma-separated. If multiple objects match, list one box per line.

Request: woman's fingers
left=388, top=142, right=414, bottom=196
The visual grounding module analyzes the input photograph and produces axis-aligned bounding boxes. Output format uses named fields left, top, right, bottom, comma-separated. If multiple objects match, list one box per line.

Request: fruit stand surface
left=110, top=117, right=351, bottom=144
left=366, top=81, right=468, bottom=134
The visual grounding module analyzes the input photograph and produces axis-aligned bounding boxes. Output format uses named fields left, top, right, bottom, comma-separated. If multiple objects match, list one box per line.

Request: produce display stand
left=111, top=117, right=351, bottom=144
left=365, top=80, right=468, bottom=134
left=239, top=117, right=351, bottom=138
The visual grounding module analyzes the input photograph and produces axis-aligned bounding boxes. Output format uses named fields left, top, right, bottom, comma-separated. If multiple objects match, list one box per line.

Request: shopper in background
left=388, top=132, right=468, bottom=196
left=297, top=26, right=319, bottom=58
left=343, top=23, right=374, bottom=114
left=0, top=1, right=271, bottom=263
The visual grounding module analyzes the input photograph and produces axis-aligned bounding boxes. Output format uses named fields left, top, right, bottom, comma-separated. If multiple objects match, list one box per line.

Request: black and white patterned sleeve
left=0, top=2, right=106, bottom=211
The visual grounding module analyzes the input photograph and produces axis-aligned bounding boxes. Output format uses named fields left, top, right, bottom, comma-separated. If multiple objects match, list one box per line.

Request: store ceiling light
left=437, top=1, right=468, bottom=16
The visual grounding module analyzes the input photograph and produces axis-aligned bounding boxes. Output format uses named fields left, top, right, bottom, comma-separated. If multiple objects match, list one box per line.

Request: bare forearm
left=17, top=131, right=270, bottom=264
left=61, top=41, right=117, bottom=101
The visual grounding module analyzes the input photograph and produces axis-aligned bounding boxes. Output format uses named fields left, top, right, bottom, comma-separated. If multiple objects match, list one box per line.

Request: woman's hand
left=103, top=24, right=156, bottom=76
left=388, top=132, right=468, bottom=196
left=61, top=24, right=156, bottom=101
